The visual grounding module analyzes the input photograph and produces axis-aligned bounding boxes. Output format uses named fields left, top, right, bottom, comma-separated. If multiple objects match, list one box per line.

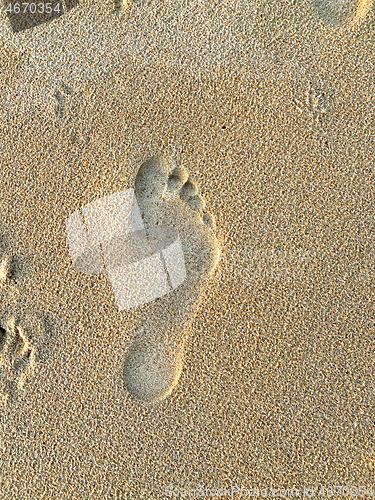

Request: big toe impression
left=134, top=155, right=174, bottom=202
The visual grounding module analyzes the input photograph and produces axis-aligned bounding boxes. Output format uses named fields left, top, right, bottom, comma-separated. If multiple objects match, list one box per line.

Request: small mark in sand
left=294, top=83, right=327, bottom=124
left=293, top=80, right=334, bottom=148
left=53, top=83, right=74, bottom=119
left=52, top=87, right=89, bottom=144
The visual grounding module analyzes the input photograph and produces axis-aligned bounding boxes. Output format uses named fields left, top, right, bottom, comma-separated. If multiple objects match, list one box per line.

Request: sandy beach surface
left=0, top=0, right=374, bottom=498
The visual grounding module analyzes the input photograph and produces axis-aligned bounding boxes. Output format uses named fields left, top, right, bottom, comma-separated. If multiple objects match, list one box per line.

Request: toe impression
left=168, top=167, right=189, bottom=192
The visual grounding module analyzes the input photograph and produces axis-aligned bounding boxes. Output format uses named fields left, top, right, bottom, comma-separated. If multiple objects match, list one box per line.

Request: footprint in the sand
left=0, top=234, right=55, bottom=403
left=294, top=83, right=327, bottom=124
left=0, top=318, right=36, bottom=403
left=310, top=0, right=373, bottom=26
left=123, top=155, right=220, bottom=403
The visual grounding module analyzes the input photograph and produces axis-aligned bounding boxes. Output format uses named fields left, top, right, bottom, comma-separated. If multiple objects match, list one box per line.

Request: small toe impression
left=168, top=167, right=189, bottom=192
left=202, top=212, right=215, bottom=229
left=187, top=195, right=205, bottom=212
left=180, top=180, right=198, bottom=202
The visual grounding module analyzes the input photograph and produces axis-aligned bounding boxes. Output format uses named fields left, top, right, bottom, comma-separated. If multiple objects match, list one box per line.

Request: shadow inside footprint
left=12, top=348, right=33, bottom=376
left=7, top=327, right=25, bottom=356
left=0, top=327, right=7, bottom=353
left=6, top=254, right=36, bottom=283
